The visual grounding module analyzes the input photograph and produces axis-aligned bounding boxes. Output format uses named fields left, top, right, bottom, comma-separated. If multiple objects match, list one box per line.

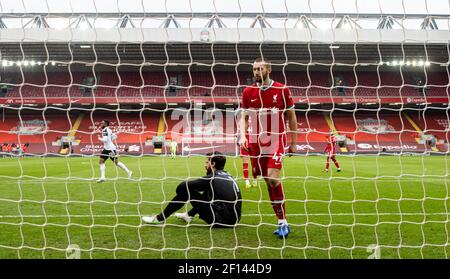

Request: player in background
left=239, top=134, right=258, bottom=189
left=240, top=58, right=298, bottom=238
left=170, top=140, right=178, bottom=159
left=323, top=130, right=341, bottom=173
left=97, top=120, right=132, bottom=183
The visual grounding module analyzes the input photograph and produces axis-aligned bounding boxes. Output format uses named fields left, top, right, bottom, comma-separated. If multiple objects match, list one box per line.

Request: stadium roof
left=0, top=13, right=448, bottom=66
left=0, top=12, right=448, bottom=29
left=0, top=42, right=448, bottom=66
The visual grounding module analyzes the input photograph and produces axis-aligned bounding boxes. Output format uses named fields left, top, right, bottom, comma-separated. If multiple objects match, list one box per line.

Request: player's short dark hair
left=206, top=151, right=226, bottom=170
left=254, top=57, right=271, bottom=70
left=103, top=120, right=110, bottom=126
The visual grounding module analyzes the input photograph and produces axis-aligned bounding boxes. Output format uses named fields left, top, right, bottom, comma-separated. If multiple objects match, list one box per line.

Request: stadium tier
left=1, top=71, right=448, bottom=99
left=331, top=111, right=432, bottom=152
left=0, top=110, right=76, bottom=154
left=1, top=110, right=446, bottom=155
left=407, top=108, right=450, bottom=151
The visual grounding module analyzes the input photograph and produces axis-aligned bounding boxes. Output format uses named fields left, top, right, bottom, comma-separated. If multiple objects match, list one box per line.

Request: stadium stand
left=71, top=110, right=160, bottom=155
left=0, top=110, right=76, bottom=154
left=1, top=71, right=448, bottom=98
left=2, top=109, right=442, bottom=155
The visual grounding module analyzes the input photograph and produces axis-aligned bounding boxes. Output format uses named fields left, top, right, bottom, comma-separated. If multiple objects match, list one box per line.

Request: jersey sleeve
left=111, top=132, right=118, bottom=141
left=241, top=87, right=250, bottom=110
left=186, top=175, right=213, bottom=192
left=282, top=86, right=295, bottom=110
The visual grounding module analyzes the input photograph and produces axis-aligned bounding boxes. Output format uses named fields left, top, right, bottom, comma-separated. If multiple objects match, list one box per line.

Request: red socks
left=326, top=156, right=340, bottom=169
left=243, top=162, right=249, bottom=179
left=268, top=183, right=286, bottom=220
left=331, top=157, right=340, bottom=168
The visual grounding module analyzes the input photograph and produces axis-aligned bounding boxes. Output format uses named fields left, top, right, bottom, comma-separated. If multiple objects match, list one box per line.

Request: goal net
left=0, top=0, right=449, bottom=259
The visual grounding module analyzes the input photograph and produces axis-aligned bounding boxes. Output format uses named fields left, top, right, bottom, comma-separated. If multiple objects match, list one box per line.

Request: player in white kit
left=97, top=120, right=133, bottom=183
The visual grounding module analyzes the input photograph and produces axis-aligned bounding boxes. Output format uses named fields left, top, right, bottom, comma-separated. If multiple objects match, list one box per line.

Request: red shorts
left=249, top=143, right=284, bottom=177
left=326, top=151, right=336, bottom=157
left=240, top=146, right=250, bottom=157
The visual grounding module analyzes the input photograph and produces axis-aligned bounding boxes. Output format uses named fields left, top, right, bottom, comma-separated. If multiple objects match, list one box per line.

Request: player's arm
left=286, top=109, right=297, bottom=155
left=324, top=136, right=330, bottom=152
left=239, top=110, right=249, bottom=150
left=239, top=89, right=250, bottom=150
left=111, top=132, right=118, bottom=141
left=98, top=131, right=106, bottom=142
left=111, top=132, right=119, bottom=148
left=283, top=86, right=297, bottom=155
left=185, top=175, right=212, bottom=193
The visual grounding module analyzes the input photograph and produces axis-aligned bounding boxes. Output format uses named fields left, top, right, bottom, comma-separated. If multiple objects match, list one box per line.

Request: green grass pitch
left=0, top=154, right=449, bottom=259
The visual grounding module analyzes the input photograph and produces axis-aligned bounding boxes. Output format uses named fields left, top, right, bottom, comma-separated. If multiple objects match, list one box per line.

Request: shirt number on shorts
left=272, top=153, right=282, bottom=163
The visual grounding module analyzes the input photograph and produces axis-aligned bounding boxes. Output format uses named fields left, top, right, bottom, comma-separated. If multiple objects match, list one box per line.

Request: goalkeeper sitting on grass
left=142, top=151, right=242, bottom=227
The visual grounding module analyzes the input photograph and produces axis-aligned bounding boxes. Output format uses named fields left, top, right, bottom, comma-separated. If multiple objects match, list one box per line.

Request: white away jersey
left=101, top=127, right=117, bottom=151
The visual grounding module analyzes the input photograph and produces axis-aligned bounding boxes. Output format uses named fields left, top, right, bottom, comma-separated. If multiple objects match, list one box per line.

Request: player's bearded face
left=252, top=62, right=270, bottom=83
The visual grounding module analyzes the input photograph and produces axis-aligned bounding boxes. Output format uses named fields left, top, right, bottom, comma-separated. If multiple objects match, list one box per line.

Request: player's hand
left=288, top=143, right=297, bottom=157
left=239, top=137, right=249, bottom=151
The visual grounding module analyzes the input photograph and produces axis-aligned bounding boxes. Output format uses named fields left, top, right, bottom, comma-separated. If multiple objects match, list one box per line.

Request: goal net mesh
left=0, top=0, right=449, bottom=259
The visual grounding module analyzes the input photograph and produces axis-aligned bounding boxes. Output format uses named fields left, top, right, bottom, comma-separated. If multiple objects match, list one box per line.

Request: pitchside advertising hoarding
left=352, top=142, right=427, bottom=152
left=4, top=103, right=446, bottom=155
left=5, top=126, right=445, bottom=155
left=11, top=140, right=438, bottom=155
left=21, top=143, right=155, bottom=155
left=1, top=96, right=449, bottom=105
left=26, top=141, right=432, bottom=155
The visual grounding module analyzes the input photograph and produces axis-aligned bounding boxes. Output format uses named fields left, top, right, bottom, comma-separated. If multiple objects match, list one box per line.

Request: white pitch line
left=0, top=177, right=449, bottom=184
left=0, top=212, right=449, bottom=219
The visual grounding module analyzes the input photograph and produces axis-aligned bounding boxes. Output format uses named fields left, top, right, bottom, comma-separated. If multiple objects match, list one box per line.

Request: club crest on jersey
left=273, top=94, right=278, bottom=103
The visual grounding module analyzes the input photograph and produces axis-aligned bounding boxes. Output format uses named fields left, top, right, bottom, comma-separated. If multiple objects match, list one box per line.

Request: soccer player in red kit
left=324, top=131, right=341, bottom=172
left=239, top=58, right=298, bottom=238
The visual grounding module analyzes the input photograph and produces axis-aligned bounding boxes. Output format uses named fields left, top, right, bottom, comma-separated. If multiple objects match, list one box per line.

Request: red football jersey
left=325, top=135, right=337, bottom=154
left=241, top=80, right=294, bottom=149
